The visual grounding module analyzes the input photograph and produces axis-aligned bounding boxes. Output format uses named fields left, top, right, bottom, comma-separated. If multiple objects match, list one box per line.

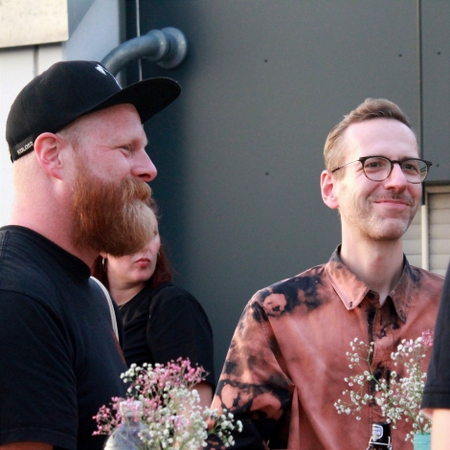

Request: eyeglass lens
left=363, top=157, right=427, bottom=183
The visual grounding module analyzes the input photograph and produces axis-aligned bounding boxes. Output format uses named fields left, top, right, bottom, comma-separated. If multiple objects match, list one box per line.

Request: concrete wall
left=128, top=0, right=450, bottom=377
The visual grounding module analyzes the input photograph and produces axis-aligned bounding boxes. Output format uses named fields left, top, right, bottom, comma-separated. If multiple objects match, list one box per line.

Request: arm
left=182, top=381, right=213, bottom=428
left=0, top=443, right=53, bottom=450
left=207, top=300, right=292, bottom=450
left=421, top=262, right=450, bottom=439
left=430, top=409, right=450, bottom=450
left=195, top=381, right=213, bottom=409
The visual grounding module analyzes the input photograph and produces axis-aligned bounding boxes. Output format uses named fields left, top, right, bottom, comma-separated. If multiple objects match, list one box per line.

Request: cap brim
left=91, top=77, right=181, bottom=123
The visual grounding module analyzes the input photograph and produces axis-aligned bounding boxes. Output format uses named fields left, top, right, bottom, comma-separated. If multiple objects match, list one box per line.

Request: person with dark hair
left=0, top=60, right=180, bottom=450
left=92, top=202, right=215, bottom=408
left=208, top=98, right=444, bottom=450
left=421, top=261, right=450, bottom=449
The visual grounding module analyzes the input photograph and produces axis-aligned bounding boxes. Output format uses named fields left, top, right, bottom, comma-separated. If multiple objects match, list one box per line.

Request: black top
left=0, top=226, right=127, bottom=449
left=120, top=281, right=215, bottom=386
left=422, top=261, right=450, bottom=408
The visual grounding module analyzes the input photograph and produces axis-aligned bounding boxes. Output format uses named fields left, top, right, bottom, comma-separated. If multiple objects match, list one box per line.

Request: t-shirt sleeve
left=147, top=286, right=216, bottom=386
left=422, top=262, right=450, bottom=409
left=0, top=291, right=77, bottom=448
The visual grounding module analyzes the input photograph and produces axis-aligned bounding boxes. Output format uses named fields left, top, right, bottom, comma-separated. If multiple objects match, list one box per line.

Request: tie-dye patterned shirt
left=209, top=247, right=443, bottom=450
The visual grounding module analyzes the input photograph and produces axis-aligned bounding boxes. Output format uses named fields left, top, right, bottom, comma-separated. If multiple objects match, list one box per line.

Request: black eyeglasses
left=331, top=156, right=432, bottom=184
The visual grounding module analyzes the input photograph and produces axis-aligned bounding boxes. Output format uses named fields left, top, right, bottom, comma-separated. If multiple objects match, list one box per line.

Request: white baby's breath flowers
left=334, top=332, right=433, bottom=442
left=94, top=358, right=242, bottom=449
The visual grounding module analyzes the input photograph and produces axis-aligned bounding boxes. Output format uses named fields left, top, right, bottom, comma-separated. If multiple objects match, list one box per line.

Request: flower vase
left=413, top=433, right=430, bottom=450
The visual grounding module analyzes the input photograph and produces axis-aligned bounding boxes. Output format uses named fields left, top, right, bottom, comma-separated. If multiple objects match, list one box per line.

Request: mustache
left=119, top=177, right=152, bottom=203
left=371, top=193, right=414, bottom=206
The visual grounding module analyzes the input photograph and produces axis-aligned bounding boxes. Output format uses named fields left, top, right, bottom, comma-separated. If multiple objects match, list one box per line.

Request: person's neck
left=108, top=281, right=146, bottom=306
left=9, top=214, right=98, bottom=268
left=9, top=187, right=101, bottom=267
left=340, top=237, right=404, bottom=304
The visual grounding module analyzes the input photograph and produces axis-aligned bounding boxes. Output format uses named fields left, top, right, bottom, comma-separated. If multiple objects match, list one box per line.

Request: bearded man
left=0, top=60, right=180, bottom=450
left=207, top=98, right=444, bottom=450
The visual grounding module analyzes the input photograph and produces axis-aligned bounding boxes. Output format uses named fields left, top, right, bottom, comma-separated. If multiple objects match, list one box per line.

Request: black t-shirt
left=422, top=261, right=450, bottom=409
left=119, top=281, right=215, bottom=386
left=0, top=226, right=128, bottom=449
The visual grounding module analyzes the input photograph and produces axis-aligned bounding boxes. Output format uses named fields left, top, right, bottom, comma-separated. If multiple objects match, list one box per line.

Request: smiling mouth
left=378, top=200, right=409, bottom=206
left=374, top=196, right=412, bottom=207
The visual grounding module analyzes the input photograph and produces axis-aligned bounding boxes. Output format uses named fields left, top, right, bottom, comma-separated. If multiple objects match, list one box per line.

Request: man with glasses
left=208, top=98, right=444, bottom=450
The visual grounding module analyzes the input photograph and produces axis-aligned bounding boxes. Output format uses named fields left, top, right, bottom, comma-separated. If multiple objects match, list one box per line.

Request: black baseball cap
left=6, top=60, right=181, bottom=162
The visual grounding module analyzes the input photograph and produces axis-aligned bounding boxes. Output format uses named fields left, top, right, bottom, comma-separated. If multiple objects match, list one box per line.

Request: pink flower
left=421, top=330, right=434, bottom=348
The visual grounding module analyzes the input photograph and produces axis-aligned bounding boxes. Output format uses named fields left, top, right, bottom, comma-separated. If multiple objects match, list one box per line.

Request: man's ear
left=33, top=132, right=67, bottom=180
left=320, top=170, right=339, bottom=210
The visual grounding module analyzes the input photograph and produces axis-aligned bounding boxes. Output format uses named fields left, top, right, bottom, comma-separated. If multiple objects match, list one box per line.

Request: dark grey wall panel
left=125, top=0, right=448, bottom=377
left=421, top=0, right=450, bottom=182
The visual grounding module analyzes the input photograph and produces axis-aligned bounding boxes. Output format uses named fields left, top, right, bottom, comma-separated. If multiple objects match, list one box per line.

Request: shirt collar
left=325, top=245, right=413, bottom=323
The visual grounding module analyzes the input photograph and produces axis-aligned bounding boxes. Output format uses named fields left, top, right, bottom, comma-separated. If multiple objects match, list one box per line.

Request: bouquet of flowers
left=94, top=358, right=242, bottom=449
left=334, top=331, right=433, bottom=442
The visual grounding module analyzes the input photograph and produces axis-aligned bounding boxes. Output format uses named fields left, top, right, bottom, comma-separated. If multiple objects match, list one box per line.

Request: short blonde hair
left=323, top=98, right=415, bottom=174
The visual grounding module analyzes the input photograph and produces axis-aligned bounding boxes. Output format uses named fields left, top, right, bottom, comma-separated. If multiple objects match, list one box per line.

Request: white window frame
left=403, top=185, right=450, bottom=275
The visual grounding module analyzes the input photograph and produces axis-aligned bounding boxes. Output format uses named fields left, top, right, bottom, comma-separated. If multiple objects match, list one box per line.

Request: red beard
left=71, top=161, right=155, bottom=256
